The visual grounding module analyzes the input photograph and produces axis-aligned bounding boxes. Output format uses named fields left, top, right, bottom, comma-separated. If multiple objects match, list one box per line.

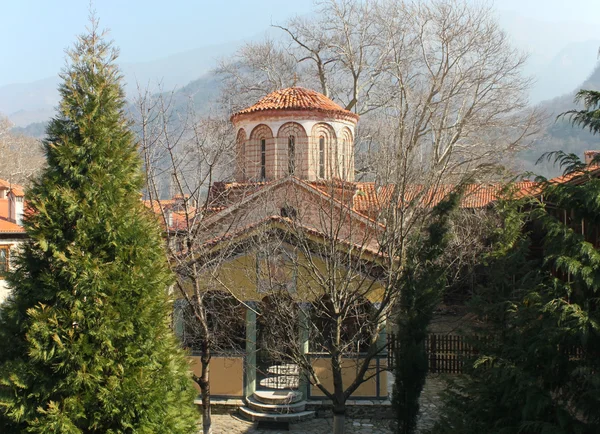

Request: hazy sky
left=2, top=0, right=600, bottom=86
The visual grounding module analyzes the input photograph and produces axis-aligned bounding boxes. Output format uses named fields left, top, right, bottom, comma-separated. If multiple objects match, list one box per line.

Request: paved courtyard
left=206, top=414, right=393, bottom=433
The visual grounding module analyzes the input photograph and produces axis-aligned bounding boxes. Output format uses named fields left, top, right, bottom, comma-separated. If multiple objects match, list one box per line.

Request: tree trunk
left=333, top=403, right=346, bottom=434
left=199, top=343, right=212, bottom=434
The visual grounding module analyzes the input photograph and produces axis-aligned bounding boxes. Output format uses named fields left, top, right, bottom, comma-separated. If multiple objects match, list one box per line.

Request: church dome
left=231, top=87, right=358, bottom=183
left=231, top=87, right=359, bottom=123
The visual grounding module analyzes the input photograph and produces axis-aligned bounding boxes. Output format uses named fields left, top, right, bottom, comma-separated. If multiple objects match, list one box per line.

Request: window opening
left=288, top=135, right=296, bottom=175
left=260, top=139, right=266, bottom=180
left=319, top=136, right=325, bottom=178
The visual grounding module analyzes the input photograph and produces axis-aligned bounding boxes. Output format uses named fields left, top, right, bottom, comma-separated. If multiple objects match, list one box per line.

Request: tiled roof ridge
left=231, top=87, right=359, bottom=122
left=202, top=214, right=381, bottom=257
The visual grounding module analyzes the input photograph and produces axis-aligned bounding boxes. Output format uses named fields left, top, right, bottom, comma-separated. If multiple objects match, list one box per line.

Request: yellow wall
left=310, top=356, right=387, bottom=398
left=200, top=245, right=385, bottom=303
left=189, top=356, right=244, bottom=397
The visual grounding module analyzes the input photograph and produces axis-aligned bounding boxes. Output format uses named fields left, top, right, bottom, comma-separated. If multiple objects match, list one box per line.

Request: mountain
left=528, top=40, right=600, bottom=104
left=520, top=63, right=600, bottom=178
left=12, top=121, right=48, bottom=139
left=1, top=41, right=239, bottom=127
left=0, top=76, right=60, bottom=126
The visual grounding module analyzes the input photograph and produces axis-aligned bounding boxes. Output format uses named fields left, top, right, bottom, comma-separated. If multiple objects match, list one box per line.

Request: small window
left=341, top=141, right=346, bottom=178
left=240, top=142, right=246, bottom=178
left=0, top=247, right=9, bottom=279
left=260, top=139, right=266, bottom=180
left=288, top=136, right=296, bottom=175
left=319, top=136, right=325, bottom=178
left=280, top=205, right=297, bottom=219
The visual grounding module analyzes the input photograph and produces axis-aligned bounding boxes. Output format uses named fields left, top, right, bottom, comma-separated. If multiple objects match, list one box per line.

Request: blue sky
left=2, top=0, right=600, bottom=86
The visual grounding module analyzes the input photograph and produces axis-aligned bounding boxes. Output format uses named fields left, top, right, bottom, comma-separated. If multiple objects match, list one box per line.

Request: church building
left=175, top=86, right=600, bottom=422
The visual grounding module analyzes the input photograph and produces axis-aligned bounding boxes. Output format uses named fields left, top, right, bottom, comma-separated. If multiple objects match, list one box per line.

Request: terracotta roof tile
left=515, top=165, right=600, bottom=199
left=0, top=179, right=24, bottom=197
left=202, top=214, right=381, bottom=256
left=0, top=218, right=25, bottom=233
left=231, top=87, right=359, bottom=122
left=352, top=181, right=541, bottom=215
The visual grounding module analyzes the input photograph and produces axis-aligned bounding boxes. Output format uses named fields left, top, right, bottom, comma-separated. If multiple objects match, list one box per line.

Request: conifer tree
left=431, top=170, right=600, bottom=433
left=0, top=19, right=198, bottom=433
left=393, top=192, right=460, bottom=434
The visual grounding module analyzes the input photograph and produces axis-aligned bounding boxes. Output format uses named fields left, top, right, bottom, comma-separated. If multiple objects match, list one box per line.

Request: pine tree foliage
left=393, top=192, right=460, bottom=434
left=0, top=20, right=198, bottom=433
left=431, top=170, right=600, bottom=433
left=560, top=89, right=600, bottom=135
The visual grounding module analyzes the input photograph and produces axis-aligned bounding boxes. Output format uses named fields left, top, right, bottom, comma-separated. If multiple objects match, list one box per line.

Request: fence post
left=430, top=334, right=437, bottom=374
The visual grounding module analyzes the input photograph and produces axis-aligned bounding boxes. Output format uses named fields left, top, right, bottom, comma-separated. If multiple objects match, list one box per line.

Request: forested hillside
left=521, top=61, right=600, bottom=177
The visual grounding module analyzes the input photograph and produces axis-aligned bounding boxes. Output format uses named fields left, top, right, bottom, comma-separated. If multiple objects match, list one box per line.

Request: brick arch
left=236, top=128, right=247, bottom=181
left=248, top=124, right=274, bottom=181
left=311, top=123, right=337, bottom=180
left=277, top=122, right=308, bottom=178
left=338, top=127, right=354, bottom=181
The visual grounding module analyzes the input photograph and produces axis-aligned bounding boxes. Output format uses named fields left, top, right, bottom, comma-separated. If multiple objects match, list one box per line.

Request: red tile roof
left=515, top=165, right=600, bottom=199
left=202, top=214, right=381, bottom=257
left=0, top=179, right=24, bottom=197
left=231, top=87, right=359, bottom=122
left=351, top=181, right=540, bottom=216
left=0, top=219, right=25, bottom=233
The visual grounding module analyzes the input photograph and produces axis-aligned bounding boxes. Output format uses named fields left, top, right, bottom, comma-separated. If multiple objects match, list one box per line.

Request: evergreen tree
left=393, top=192, right=460, bottom=434
left=431, top=171, right=600, bottom=433
left=0, top=20, right=198, bottom=433
left=561, top=89, right=600, bottom=134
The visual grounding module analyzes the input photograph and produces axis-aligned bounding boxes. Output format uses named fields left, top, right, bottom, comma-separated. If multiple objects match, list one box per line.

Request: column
left=298, top=302, right=311, bottom=399
left=374, top=302, right=389, bottom=399
left=172, top=298, right=185, bottom=342
left=244, top=301, right=257, bottom=399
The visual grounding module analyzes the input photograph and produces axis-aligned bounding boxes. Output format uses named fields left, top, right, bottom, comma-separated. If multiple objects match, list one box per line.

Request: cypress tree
left=393, top=191, right=460, bottom=434
left=0, top=20, right=198, bottom=433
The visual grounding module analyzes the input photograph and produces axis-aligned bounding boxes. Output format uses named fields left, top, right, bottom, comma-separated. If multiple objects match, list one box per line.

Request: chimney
left=8, top=190, right=24, bottom=226
left=584, top=150, right=600, bottom=166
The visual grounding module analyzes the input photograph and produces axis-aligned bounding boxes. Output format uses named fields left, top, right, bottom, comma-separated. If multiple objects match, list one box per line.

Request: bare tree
left=219, top=0, right=541, bottom=181
left=0, top=114, right=45, bottom=185
left=218, top=0, right=392, bottom=116
left=214, top=2, right=542, bottom=433
left=132, top=85, right=244, bottom=434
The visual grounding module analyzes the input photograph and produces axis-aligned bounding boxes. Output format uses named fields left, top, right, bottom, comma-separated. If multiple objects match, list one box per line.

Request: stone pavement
left=206, top=414, right=393, bottom=433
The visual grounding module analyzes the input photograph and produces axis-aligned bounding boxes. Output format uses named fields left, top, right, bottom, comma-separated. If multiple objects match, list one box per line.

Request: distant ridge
left=520, top=61, right=600, bottom=178
left=1, top=40, right=239, bottom=127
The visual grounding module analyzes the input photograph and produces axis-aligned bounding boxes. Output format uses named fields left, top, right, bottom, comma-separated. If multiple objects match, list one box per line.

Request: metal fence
left=388, top=333, right=587, bottom=375
left=388, top=333, right=477, bottom=374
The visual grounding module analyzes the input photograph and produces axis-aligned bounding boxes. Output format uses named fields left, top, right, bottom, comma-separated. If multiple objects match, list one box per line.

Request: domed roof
left=231, top=87, right=359, bottom=123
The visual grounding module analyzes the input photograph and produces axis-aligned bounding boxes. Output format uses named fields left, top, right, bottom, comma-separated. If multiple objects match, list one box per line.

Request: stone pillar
left=374, top=302, right=389, bottom=399
left=172, top=298, right=185, bottom=342
left=244, top=301, right=257, bottom=399
left=298, top=302, right=311, bottom=399
left=374, top=303, right=387, bottom=353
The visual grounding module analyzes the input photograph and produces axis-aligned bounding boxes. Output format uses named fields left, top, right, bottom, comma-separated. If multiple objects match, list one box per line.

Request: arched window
left=278, top=123, right=306, bottom=179
left=339, top=128, right=354, bottom=181
left=288, top=135, right=296, bottom=175
left=319, top=136, right=325, bottom=178
left=250, top=124, right=274, bottom=181
left=311, top=123, right=336, bottom=180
